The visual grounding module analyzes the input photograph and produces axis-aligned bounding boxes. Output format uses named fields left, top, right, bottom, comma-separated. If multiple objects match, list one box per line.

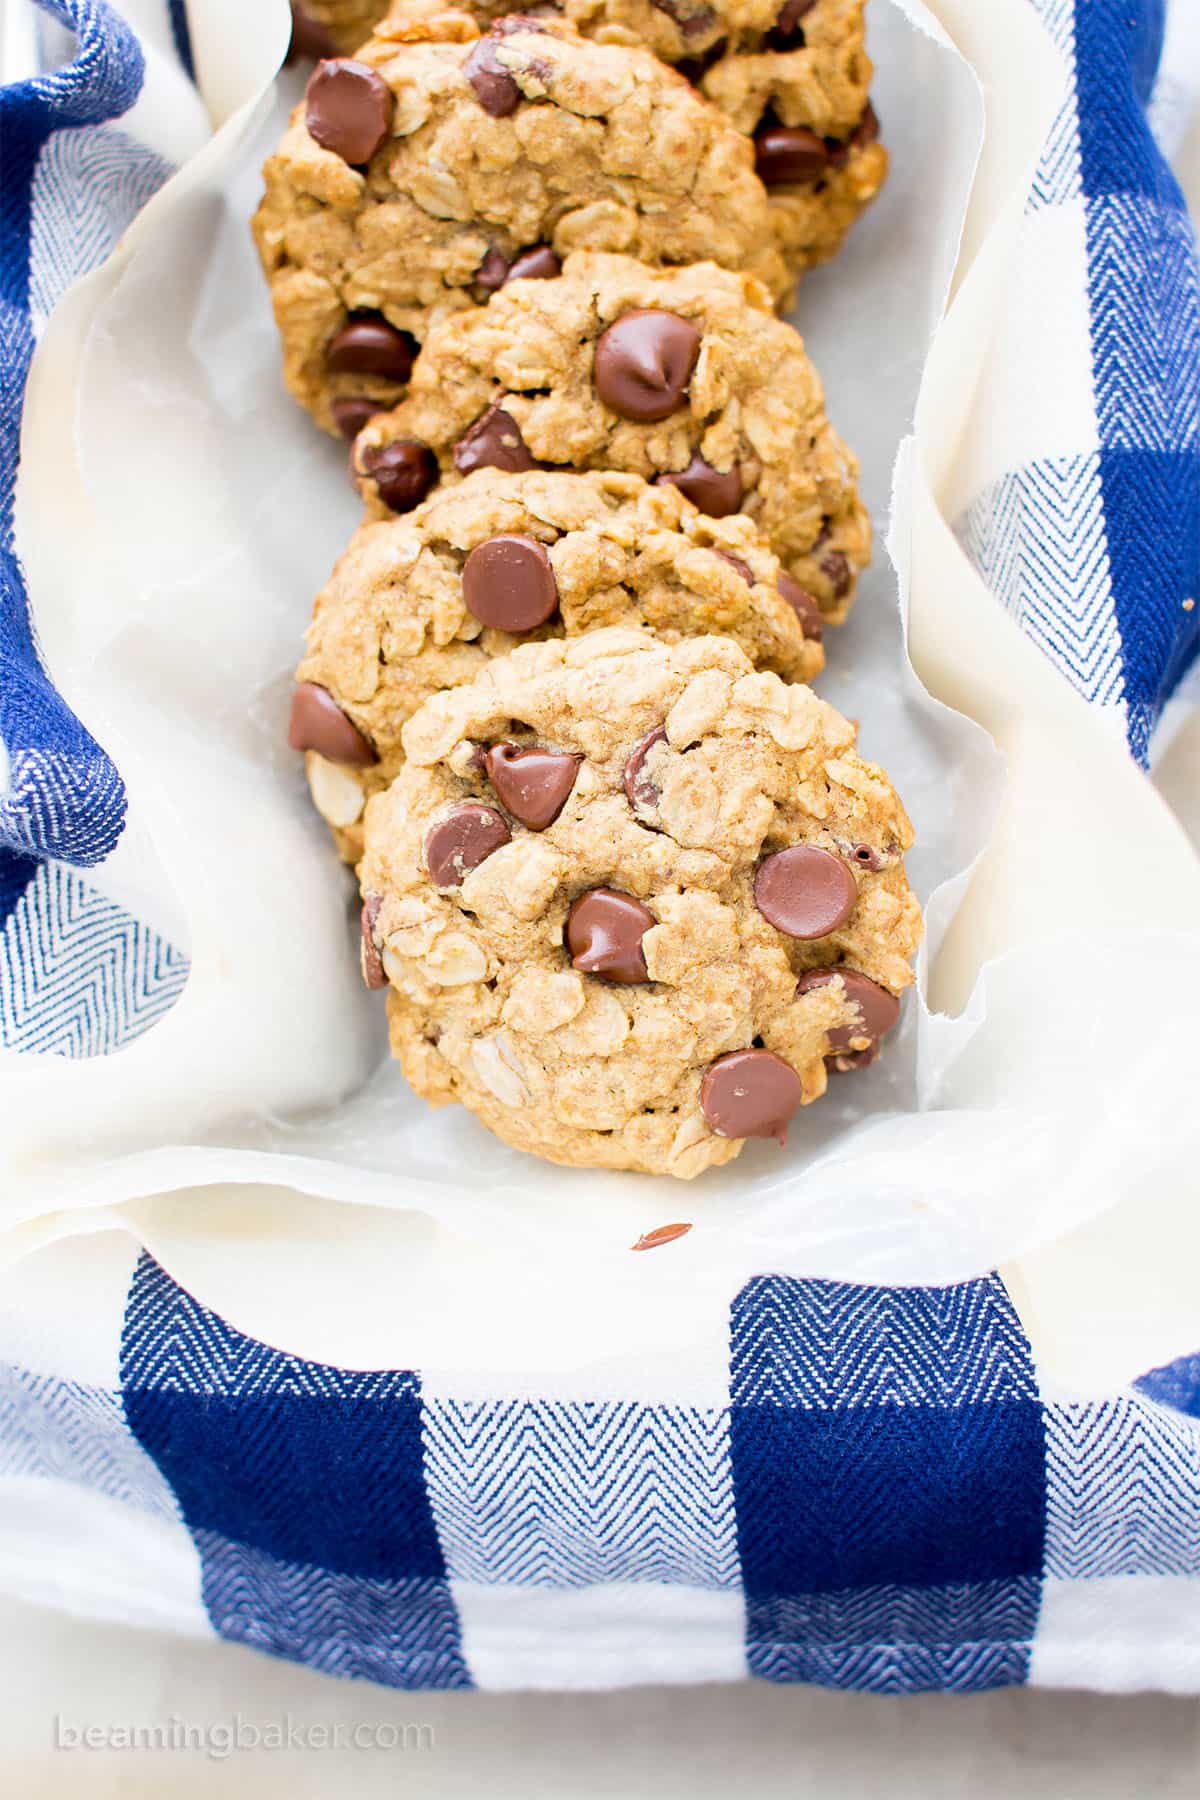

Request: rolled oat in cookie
left=253, top=10, right=789, bottom=434
left=293, top=0, right=886, bottom=273
left=359, top=628, right=922, bottom=1178
left=353, top=251, right=869, bottom=620
left=290, top=467, right=825, bottom=862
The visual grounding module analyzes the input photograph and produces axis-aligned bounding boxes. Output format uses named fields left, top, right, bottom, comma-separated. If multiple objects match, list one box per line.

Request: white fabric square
left=450, top=1579, right=746, bottom=1691
left=946, top=200, right=1099, bottom=515
left=0, top=1231, right=137, bottom=1388
left=1032, top=1576, right=1200, bottom=1692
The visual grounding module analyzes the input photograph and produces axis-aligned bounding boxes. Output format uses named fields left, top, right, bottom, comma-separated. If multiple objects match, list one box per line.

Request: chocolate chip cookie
left=289, top=467, right=826, bottom=861
left=254, top=11, right=791, bottom=436
left=291, top=2, right=885, bottom=271
left=359, top=629, right=921, bottom=1176
left=353, top=250, right=869, bottom=620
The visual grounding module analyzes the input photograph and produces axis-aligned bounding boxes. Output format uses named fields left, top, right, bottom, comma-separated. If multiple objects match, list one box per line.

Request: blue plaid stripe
left=957, top=0, right=1200, bottom=758
left=120, top=1253, right=472, bottom=1687
left=0, top=0, right=142, bottom=868
left=730, top=1278, right=1046, bottom=1692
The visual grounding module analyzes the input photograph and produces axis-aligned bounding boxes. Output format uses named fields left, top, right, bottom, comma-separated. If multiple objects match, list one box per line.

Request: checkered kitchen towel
left=1, top=0, right=1200, bottom=1695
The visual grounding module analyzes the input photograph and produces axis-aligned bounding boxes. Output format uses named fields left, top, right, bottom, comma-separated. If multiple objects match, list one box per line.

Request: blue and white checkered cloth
left=1, top=0, right=1200, bottom=1695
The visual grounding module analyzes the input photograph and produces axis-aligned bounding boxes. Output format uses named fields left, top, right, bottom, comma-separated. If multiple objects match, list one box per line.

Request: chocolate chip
left=359, top=439, right=437, bottom=513
left=288, top=683, right=377, bottom=766
left=820, top=546, right=852, bottom=599
left=506, top=243, right=562, bottom=282
left=484, top=744, right=581, bottom=830
left=474, top=246, right=511, bottom=292
left=852, top=102, right=880, bottom=150
left=655, top=454, right=742, bottom=517
left=700, top=1049, right=804, bottom=1143
left=566, top=888, right=655, bottom=984
left=650, top=0, right=717, bottom=39
left=676, top=36, right=729, bottom=82
left=464, top=35, right=522, bottom=115
left=325, top=316, right=416, bottom=382
left=462, top=535, right=559, bottom=632
left=754, top=124, right=830, bottom=187
left=286, top=3, right=338, bottom=64
left=593, top=311, right=701, bottom=422
left=331, top=396, right=381, bottom=439
left=754, top=845, right=856, bottom=939
left=776, top=572, right=824, bottom=642
left=360, top=896, right=387, bottom=989
left=305, top=60, right=394, bottom=165
left=623, top=725, right=668, bottom=821
left=717, top=551, right=755, bottom=585
left=631, top=1222, right=693, bottom=1251
left=796, top=967, right=901, bottom=1055
left=767, top=0, right=816, bottom=46
left=453, top=404, right=540, bottom=475
left=424, top=804, right=512, bottom=887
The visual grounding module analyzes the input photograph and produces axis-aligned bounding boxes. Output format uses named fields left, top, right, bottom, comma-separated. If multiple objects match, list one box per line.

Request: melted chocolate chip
left=474, top=246, right=512, bottom=292
left=286, top=2, right=338, bottom=64
left=325, top=315, right=416, bottom=382
left=463, top=34, right=522, bottom=116
left=506, top=243, right=562, bottom=282
left=331, top=396, right=381, bottom=440
left=453, top=404, right=540, bottom=475
left=767, top=0, right=816, bottom=47
left=360, top=896, right=387, bottom=989
left=776, top=572, right=824, bottom=642
left=594, top=311, right=701, bottom=422
left=700, top=1049, right=804, bottom=1143
left=462, top=535, right=559, bottom=632
left=796, top=967, right=901, bottom=1055
left=359, top=439, right=437, bottom=513
left=655, top=453, right=742, bottom=516
left=305, top=59, right=394, bottom=165
left=566, top=888, right=655, bottom=983
left=853, top=102, right=880, bottom=149
left=676, top=44, right=727, bottom=83
left=288, top=683, right=377, bottom=766
left=650, top=0, right=717, bottom=39
left=754, top=123, right=830, bottom=187
left=484, top=744, right=581, bottom=829
left=623, top=725, right=668, bottom=821
left=424, top=804, right=512, bottom=887
left=717, top=551, right=755, bottom=585
left=820, top=546, right=852, bottom=599
left=754, top=845, right=857, bottom=939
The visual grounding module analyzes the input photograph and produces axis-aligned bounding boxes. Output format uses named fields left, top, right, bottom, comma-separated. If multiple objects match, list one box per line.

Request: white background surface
left=2, top=1593, right=1199, bottom=1797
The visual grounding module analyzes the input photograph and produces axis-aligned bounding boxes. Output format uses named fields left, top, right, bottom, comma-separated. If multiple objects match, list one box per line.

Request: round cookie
left=359, top=628, right=921, bottom=1177
left=296, top=0, right=871, bottom=138
left=254, top=11, right=790, bottom=435
left=290, top=467, right=826, bottom=861
left=353, top=251, right=869, bottom=620
left=289, top=1, right=886, bottom=273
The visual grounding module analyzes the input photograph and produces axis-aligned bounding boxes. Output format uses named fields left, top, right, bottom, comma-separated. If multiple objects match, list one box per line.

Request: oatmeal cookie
left=254, top=10, right=790, bottom=435
left=359, top=628, right=921, bottom=1176
left=291, top=1, right=885, bottom=273
left=353, top=251, right=869, bottom=619
left=289, top=468, right=825, bottom=861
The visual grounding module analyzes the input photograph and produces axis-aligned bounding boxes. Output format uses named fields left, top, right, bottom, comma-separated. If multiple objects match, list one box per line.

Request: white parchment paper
left=5, top=0, right=1200, bottom=1382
